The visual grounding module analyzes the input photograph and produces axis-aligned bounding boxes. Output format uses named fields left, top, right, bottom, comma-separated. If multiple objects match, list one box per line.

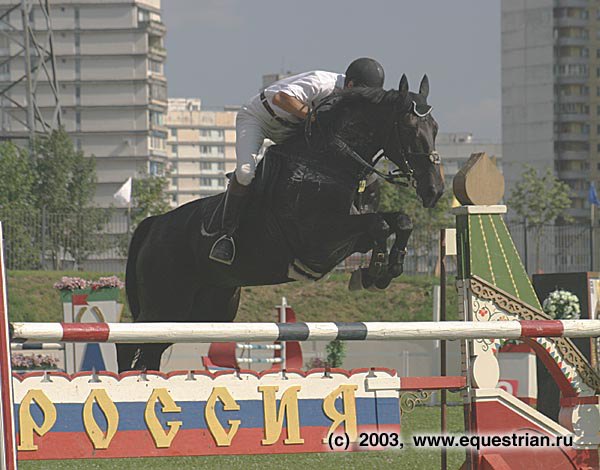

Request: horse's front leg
left=373, top=213, right=413, bottom=289
left=348, top=212, right=412, bottom=291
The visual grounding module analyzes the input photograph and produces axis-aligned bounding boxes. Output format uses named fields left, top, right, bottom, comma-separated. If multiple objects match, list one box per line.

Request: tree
left=31, top=129, right=106, bottom=269
left=325, top=340, right=346, bottom=368
left=507, top=165, right=572, bottom=273
left=131, top=172, right=171, bottom=227
left=0, top=142, right=39, bottom=269
left=380, top=181, right=453, bottom=273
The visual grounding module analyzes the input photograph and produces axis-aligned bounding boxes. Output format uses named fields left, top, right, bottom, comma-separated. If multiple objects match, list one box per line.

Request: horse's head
left=385, top=74, right=445, bottom=208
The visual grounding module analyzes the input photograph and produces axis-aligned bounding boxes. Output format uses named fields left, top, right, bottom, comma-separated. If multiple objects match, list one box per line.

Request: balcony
left=555, top=0, right=588, bottom=8
left=555, top=75, right=588, bottom=85
left=554, top=17, right=588, bottom=28
left=149, top=148, right=168, bottom=159
left=556, top=150, right=589, bottom=160
left=555, top=113, right=589, bottom=122
left=149, top=46, right=167, bottom=60
left=555, top=132, right=589, bottom=142
left=555, top=37, right=588, bottom=47
left=558, top=170, right=590, bottom=179
left=140, top=20, right=166, bottom=36
left=555, top=95, right=588, bottom=103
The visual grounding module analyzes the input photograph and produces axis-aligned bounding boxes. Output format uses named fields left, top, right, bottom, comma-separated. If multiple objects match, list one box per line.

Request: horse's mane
left=329, top=87, right=411, bottom=111
left=307, top=87, right=411, bottom=147
left=311, top=87, right=412, bottom=131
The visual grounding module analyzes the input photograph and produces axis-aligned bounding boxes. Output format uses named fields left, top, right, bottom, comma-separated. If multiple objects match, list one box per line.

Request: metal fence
left=0, top=209, right=130, bottom=272
left=341, top=221, right=597, bottom=276
left=0, top=210, right=597, bottom=275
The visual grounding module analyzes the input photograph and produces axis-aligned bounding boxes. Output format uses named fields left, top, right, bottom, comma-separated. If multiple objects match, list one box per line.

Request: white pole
left=279, top=296, right=287, bottom=370
left=10, top=320, right=600, bottom=343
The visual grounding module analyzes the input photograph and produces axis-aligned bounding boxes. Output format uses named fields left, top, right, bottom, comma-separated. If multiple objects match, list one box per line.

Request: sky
left=163, top=1, right=501, bottom=141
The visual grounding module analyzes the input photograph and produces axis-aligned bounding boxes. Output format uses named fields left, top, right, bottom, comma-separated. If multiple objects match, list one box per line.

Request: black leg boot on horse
left=209, top=174, right=250, bottom=265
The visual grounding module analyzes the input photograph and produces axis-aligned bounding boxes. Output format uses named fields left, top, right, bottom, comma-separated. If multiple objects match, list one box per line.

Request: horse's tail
left=125, top=216, right=155, bottom=322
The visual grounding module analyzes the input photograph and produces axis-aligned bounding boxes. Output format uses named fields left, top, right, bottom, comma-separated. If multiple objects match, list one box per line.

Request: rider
left=209, top=57, right=386, bottom=265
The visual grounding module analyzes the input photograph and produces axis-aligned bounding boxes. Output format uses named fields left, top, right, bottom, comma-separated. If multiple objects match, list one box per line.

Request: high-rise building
left=502, top=0, right=597, bottom=220
left=166, top=98, right=237, bottom=206
left=0, top=0, right=167, bottom=206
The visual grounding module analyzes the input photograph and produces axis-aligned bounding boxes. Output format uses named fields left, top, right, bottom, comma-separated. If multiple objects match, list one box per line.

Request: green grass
left=17, top=405, right=466, bottom=469
left=6, top=271, right=458, bottom=323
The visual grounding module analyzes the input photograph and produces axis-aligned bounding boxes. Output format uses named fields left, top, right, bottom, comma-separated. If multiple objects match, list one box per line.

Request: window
left=149, top=82, right=167, bottom=101
left=0, top=61, right=9, bottom=78
left=170, top=128, right=177, bottom=137
left=149, top=161, right=164, bottom=176
left=148, top=59, right=163, bottom=75
left=138, top=8, right=150, bottom=23
left=170, top=144, right=177, bottom=154
left=149, top=132, right=166, bottom=150
left=200, top=145, right=223, bottom=154
left=200, top=177, right=212, bottom=186
left=149, top=110, right=164, bottom=126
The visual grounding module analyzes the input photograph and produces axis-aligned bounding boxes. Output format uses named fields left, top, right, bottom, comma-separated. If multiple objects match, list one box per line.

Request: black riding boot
left=209, top=175, right=249, bottom=265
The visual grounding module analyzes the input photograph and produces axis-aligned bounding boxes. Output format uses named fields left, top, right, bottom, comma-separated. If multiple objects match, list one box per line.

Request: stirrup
left=209, top=234, right=236, bottom=265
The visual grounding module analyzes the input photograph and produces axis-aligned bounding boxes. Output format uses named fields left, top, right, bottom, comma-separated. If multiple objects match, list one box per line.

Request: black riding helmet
left=344, top=58, right=385, bottom=88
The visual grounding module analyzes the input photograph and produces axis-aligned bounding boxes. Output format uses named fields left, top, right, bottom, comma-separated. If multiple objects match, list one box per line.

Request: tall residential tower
left=502, top=0, right=598, bottom=220
left=0, top=0, right=167, bottom=206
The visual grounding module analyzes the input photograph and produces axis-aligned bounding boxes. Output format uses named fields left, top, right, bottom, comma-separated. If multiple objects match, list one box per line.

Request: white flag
left=113, top=177, right=132, bottom=205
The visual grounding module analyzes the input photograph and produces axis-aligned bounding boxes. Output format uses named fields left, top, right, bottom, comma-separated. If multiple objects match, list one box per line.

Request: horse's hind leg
left=117, top=343, right=171, bottom=372
left=190, top=286, right=241, bottom=322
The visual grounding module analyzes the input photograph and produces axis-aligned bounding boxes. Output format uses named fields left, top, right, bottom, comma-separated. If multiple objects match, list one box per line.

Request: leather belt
left=260, top=91, right=295, bottom=128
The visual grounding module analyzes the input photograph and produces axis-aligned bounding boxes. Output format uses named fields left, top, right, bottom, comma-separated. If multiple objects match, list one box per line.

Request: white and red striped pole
left=0, top=224, right=17, bottom=470
left=9, top=319, right=600, bottom=344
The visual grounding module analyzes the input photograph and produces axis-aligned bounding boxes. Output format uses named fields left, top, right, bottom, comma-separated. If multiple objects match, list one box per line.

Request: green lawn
left=6, top=270, right=458, bottom=324
left=18, top=405, right=466, bottom=469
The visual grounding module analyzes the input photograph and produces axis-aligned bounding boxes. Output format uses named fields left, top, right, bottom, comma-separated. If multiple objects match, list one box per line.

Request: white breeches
left=235, top=103, right=297, bottom=186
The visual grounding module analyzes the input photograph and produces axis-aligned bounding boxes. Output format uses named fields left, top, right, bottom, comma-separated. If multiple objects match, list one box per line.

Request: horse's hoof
left=348, top=269, right=364, bottom=291
left=368, top=252, right=388, bottom=278
left=389, top=264, right=404, bottom=278
left=373, top=277, right=392, bottom=290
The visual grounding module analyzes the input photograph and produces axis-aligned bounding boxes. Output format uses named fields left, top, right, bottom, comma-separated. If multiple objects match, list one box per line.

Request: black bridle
left=305, top=95, right=441, bottom=188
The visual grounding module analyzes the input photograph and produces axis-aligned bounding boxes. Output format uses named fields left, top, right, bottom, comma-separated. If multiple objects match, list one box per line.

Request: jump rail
left=10, top=319, right=600, bottom=343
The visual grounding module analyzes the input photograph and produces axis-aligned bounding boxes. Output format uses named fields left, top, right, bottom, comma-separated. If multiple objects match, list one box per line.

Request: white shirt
left=256, top=70, right=345, bottom=124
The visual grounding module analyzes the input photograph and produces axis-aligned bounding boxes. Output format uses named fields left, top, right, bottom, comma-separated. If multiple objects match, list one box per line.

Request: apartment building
left=0, top=0, right=167, bottom=206
left=166, top=98, right=237, bottom=206
left=502, top=0, right=600, bottom=220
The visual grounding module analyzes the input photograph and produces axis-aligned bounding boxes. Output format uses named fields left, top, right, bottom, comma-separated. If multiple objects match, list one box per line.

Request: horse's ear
left=398, top=74, right=409, bottom=98
left=419, top=75, right=429, bottom=98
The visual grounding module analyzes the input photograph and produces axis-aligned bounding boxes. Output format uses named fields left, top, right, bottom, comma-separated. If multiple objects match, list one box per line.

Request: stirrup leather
left=209, top=234, right=236, bottom=265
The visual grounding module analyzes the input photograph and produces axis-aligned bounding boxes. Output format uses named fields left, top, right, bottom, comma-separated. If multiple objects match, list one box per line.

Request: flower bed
left=11, top=353, right=59, bottom=372
left=54, top=275, right=124, bottom=291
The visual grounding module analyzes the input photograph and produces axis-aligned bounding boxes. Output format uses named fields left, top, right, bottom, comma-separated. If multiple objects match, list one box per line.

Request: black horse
left=117, top=74, right=444, bottom=372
